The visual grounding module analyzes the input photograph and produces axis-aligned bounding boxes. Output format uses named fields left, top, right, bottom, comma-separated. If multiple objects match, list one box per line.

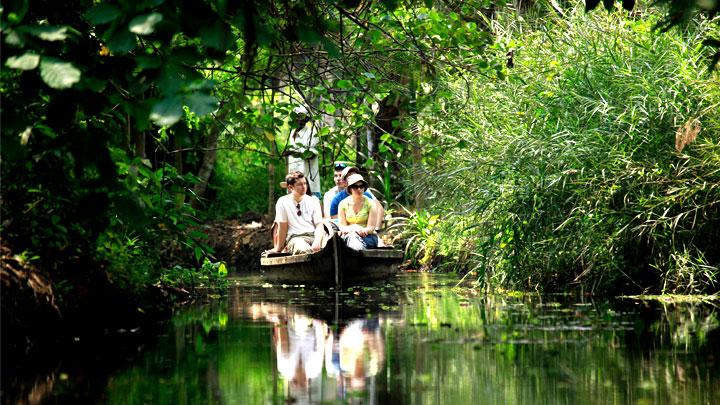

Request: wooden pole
left=333, top=235, right=341, bottom=288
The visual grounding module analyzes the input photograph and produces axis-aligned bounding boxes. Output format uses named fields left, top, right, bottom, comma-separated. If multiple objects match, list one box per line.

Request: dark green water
left=4, top=273, right=720, bottom=404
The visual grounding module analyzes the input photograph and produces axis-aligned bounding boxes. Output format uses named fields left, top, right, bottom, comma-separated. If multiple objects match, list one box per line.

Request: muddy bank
left=1, top=241, right=61, bottom=354
left=201, top=216, right=273, bottom=273
left=1, top=240, right=173, bottom=359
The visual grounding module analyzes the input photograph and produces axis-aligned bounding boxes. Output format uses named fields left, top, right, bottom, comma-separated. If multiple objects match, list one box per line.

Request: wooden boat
left=260, top=234, right=403, bottom=285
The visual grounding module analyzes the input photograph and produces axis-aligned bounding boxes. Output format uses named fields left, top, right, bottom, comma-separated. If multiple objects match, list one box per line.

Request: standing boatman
left=286, top=106, right=321, bottom=199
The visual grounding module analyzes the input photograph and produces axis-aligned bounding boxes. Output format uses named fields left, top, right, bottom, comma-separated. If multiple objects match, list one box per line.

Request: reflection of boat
left=252, top=302, right=385, bottom=403
left=326, top=318, right=385, bottom=398
left=260, top=234, right=403, bottom=285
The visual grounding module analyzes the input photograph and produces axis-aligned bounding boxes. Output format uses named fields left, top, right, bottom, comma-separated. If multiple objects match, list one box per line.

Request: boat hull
left=260, top=236, right=403, bottom=285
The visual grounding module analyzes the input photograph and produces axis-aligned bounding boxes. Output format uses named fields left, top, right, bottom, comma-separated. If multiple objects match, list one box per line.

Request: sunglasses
left=296, top=203, right=301, bottom=216
left=348, top=183, right=366, bottom=190
left=334, top=163, right=347, bottom=171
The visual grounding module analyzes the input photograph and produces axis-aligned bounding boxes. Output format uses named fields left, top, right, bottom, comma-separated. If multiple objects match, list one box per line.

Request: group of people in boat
left=265, top=162, right=386, bottom=256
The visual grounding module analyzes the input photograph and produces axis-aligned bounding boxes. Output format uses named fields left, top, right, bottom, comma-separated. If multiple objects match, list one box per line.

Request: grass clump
left=405, top=7, right=720, bottom=294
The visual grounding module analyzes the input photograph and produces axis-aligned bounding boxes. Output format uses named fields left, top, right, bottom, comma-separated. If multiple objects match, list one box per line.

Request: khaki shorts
left=286, top=233, right=315, bottom=255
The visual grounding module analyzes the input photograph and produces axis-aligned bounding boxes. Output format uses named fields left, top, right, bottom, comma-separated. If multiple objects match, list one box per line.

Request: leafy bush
left=161, top=259, right=229, bottom=291
left=410, top=7, right=720, bottom=294
left=96, top=148, right=217, bottom=291
left=206, top=149, right=274, bottom=219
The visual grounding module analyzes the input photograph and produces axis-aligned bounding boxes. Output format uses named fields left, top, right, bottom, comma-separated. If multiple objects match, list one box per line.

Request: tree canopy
left=1, top=0, right=718, bottom=298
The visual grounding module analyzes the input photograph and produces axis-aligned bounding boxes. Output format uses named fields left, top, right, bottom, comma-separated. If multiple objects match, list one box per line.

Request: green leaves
left=5, top=52, right=40, bottom=70
left=129, top=12, right=163, bottom=35
left=324, top=103, right=337, bottom=114
left=27, top=25, right=70, bottom=41
left=150, top=96, right=184, bottom=127
left=39, top=57, right=81, bottom=89
left=4, top=21, right=81, bottom=89
left=85, top=4, right=122, bottom=25
left=6, top=52, right=83, bottom=90
left=106, top=26, right=136, bottom=53
left=185, top=93, right=218, bottom=117
left=150, top=93, right=218, bottom=127
left=336, top=79, right=353, bottom=89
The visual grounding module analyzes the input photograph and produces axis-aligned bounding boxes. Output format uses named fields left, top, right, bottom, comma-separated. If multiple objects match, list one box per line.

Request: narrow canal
left=5, top=273, right=720, bottom=404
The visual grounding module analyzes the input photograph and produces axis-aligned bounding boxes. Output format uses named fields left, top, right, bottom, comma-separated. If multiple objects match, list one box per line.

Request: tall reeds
left=406, top=7, right=720, bottom=294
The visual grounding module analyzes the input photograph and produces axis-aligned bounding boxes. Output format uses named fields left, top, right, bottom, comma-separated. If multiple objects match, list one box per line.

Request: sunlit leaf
left=19, top=127, right=32, bottom=145
left=4, top=29, right=25, bottom=46
left=184, top=93, right=218, bottom=116
left=27, top=25, right=69, bottom=41
left=6, top=53, right=40, bottom=70
left=129, top=12, right=163, bottom=35
left=336, top=79, right=352, bottom=89
left=150, top=96, right=183, bottom=127
left=40, top=57, right=81, bottom=89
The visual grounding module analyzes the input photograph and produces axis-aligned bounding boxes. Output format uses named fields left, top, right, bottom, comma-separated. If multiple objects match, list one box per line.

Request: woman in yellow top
left=338, top=174, right=379, bottom=251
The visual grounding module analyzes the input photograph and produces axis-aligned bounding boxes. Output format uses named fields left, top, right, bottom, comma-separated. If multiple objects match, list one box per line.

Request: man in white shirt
left=268, top=171, right=325, bottom=255
left=323, top=162, right=348, bottom=218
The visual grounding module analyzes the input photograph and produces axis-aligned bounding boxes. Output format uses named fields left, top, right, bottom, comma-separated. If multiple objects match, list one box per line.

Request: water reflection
left=331, top=318, right=384, bottom=398
left=249, top=302, right=386, bottom=403
left=3, top=274, right=719, bottom=404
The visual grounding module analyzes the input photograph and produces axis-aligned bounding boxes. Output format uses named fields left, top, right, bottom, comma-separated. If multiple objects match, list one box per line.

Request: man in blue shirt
left=323, top=162, right=349, bottom=218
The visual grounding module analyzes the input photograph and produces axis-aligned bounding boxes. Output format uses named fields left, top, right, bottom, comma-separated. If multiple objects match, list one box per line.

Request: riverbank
left=1, top=239, right=175, bottom=359
left=201, top=215, right=273, bottom=273
left=1, top=217, right=274, bottom=359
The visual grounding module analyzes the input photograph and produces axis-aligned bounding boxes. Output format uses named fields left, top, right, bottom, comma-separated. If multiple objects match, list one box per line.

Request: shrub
left=410, top=7, right=720, bottom=294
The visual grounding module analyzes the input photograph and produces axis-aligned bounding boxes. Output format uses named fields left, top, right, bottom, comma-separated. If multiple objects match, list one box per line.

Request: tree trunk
left=173, top=134, right=186, bottom=208
left=134, top=132, right=146, bottom=158
left=268, top=148, right=276, bottom=218
left=192, top=130, right=220, bottom=208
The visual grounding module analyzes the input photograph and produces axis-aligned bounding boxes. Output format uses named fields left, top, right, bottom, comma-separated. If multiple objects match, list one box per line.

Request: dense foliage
left=403, top=7, right=720, bottom=294
left=0, top=0, right=500, bottom=305
left=1, top=0, right=718, bottom=309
